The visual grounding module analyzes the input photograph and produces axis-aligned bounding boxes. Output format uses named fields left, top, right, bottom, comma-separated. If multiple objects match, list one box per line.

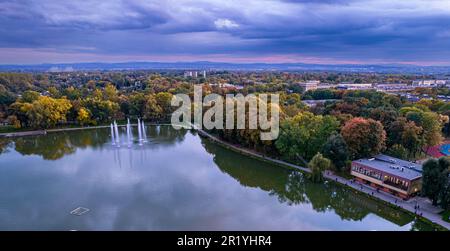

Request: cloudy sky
left=1, top=0, right=450, bottom=65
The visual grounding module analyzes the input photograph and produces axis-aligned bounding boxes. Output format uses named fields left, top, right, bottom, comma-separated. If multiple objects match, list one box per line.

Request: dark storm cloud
left=1, top=0, right=450, bottom=64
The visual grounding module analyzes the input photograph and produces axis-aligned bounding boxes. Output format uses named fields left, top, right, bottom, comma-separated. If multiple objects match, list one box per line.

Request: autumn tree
left=76, top=107, right=92, bottom=126
left=103, top=83, right=118, bottom=102
left=341, top=117, right=386, bottom=159
left=143, top=94, right=163, bottom=121
left=20, top=96, right=72, bottom=128
left=155, top=92, right=174, bottom=116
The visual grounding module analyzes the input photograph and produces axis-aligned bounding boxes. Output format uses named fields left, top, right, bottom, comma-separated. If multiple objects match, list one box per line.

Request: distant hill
left=1, top=61, right=450, bottom=74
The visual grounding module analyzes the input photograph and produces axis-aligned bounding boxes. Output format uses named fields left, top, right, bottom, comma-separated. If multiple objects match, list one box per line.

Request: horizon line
left=1, top=60, right=450, bottom=68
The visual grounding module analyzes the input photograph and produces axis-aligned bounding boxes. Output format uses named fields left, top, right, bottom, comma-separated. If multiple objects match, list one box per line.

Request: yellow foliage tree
left=77, top=107, right=91, bottom=126
left=23, top=96, right=72, bottom=128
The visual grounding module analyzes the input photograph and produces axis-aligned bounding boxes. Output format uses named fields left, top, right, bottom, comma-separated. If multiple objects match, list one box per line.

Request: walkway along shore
left=196, top=129, right=450, bottom=230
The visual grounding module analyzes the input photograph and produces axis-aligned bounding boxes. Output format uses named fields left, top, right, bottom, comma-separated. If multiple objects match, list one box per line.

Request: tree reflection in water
left=201, top=138, right=437, bottom=231
left=0, top=126, right=188, bottom=160
left=0, top=138, right=11, bottom=154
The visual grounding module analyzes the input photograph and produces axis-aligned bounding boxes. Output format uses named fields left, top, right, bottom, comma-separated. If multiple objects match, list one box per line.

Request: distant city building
left=397, top=93, right=450, bottom=103
left=302, top=99, right=338, bottom=107
left=337, top=83, right=373, bottom=90
left=375, top=83, right=414, bottom=92
left=412, top=79, right=447, bottom=87
left=184, top=71, right=196, bottom=78
left=209, top=83, right=243, bottom=90
left=298, top=81, right=320, bottom=92
left=184, top=70, right=206, bottom=78
left=316, top=84, right=338, bottom=89
left=351, top=154, right=422, bottom=199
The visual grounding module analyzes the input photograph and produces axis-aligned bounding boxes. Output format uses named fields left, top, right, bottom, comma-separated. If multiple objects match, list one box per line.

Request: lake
left=0, top=125, right=437, bottom=230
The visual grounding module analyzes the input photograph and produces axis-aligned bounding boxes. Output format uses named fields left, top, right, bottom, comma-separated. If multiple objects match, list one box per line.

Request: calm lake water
left=0, top=126, right=437, bottom=230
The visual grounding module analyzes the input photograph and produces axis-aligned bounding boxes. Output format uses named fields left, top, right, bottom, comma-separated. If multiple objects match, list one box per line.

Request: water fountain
left=114, top=120, right=120, bottom=147
left=110, top=123, right=116, bottom=145
left=137, top=118, right=143, bottom=146
left=141, top=120, right=148, bottom=143
left=126, top=118, right=132, bottom=148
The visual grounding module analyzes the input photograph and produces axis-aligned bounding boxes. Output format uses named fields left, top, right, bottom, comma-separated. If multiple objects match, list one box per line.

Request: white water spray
left=126, top=118, right=132, bottom=148
left=110, top=123, right=115, bottom=145
left=114, top=120, right=120, bottom=147
left=137, top=118, right=143, bottom=146
left=141, top=120, right=148, bottom=143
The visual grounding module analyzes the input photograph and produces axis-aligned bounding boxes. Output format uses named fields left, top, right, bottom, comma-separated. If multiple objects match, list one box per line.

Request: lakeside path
left=196, top=129, right=450, bottom=230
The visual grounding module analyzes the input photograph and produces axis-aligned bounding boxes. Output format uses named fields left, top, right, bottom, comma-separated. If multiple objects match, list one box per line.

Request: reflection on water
left=0, top=126, right=188, bottom=160
left=0, top=126, right=437, bottom=230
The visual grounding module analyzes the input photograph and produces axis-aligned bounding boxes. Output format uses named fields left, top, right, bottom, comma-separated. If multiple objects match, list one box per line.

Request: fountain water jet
left=110, top=123, right=116, bottom=145
left=126, top=118, right=132, bottom=148
left=141, top=120, right=148, bottom=143
left=114, top=120, right=120, bottom=147
left=137, top=118, right=143, bottom=146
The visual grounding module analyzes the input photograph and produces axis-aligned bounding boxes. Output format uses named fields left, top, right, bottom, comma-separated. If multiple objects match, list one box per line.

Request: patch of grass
left=0, top=125, right=22, bottom=134
left=442, top=211, right=450, bottom=223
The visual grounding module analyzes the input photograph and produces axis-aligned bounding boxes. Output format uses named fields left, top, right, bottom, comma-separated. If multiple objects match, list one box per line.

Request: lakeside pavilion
left=351, top=154, right=422, bottom=199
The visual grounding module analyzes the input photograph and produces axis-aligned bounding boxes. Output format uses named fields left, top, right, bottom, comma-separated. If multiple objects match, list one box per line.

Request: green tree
left=155, top=92, right=174, bottom=115
left=405, top=110, right=444, bottom=148
left=322, top=133, right=349, bottom=171
left=422, top=157, right=450, bottom=206
left=22, top=90, right=40, bottom=103
left=62, top=86, right=81, bottom=100
left=386, top=144, right=408, bottom=160
left=82, top=98, right=120, bottom=122
left=0, top=84, right=15, bottom=106
left=401, top=121, right=423, bottom=159
left=48, top=86, right=60, bottom=98
left=275, top=111, right=339, bottom=162
left=368, top=107, right=398, bottom=129
left=127, top=92, right=147, bottom=117
left=308, top=153, right=331, bottom=182
left=386, top=117, right=408, bottom=147
left=440, top=181, right=450, bottom=210
left=143, top=94, right=162, bottom=121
